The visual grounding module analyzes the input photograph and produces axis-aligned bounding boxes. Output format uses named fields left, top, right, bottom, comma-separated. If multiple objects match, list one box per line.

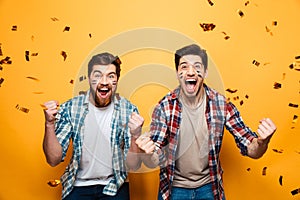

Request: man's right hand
left=43, top=100, right=59, bottom=124
left=135, top=132, right=155, bottom=154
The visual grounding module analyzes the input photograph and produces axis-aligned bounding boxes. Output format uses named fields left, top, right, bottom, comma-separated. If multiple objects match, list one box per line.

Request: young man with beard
left=42, top=52, right=144, bottom=200
left=134, top=44, right=277, bottom=200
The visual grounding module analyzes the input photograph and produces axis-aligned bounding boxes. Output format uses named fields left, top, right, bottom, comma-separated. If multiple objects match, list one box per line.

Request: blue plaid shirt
left=150, top=84, right=258, bottom=200
left=55, top=91, right=137, bottom=199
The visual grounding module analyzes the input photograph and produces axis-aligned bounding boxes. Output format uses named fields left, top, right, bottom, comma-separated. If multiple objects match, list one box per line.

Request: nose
left=187, top=65, right=196, bottom=76
left=99, top=75, right=108, bottom=85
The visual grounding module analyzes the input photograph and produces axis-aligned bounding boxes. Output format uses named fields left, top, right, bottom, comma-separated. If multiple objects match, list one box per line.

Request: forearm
left=43, top=122, right=62, bottom=167
left=126, top=137, right=142, bottom=171
left=247, top=138, right=269, bottom=159
left=141, top=152, right=159, bottom=169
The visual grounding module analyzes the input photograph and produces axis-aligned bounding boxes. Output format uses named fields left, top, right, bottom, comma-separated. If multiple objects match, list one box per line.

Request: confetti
left=221, top=32, right=230, bottom=40
left=50, top=17, right=59, bottom=21
left=226, top=88, right=238, bottom=93
left=295, top=55, right=300, bottom=60
left=240, top=100, right=244, bottom=106
left=207, top=0, right=214, bottom=6
left=279, top=175, right=283, bottom=186
left=0, top=43, right=3, bottom=56
left=272, top=149, right=283, bottom=153
left=245, top=1, right=250, bottom=6
left=26, top=76, right=39, bottom=81
left=199, top=23, right=216, bottom=32
left=63, top=26, right=70, bottom=32
left=265, top=26, right=271, bottom=33
left=31, top=52, right=38, bottom=56
left=292, top=115, right=298, bottom=123
left=11, top=25, right=17, bottom=31
left=0, top=78, right=4, bottom=86
left=70, top=79, right=74, bottom=84
left=272, top=21, right=278, bottom=26
left=31, top=35, right=34, bottom=41
left=237, top=10, right=245, bottom=17
left=233, top=96, right=239, bottom=101
left=33, top=91, right=44, bottom=94
left=289, top=63, right=294, bottom=69
left=47, top=179, right=61, bottom=187
left=15, top=104, right=30, bottom=113
left=273, top=82, right=281, bottom=89
left=246, top=168, right=251, bottom=171
left=79, top=75, right=86, bottom=82
left=282, top=73, right=286, bottom=80
left=61, top=51, right=67, bottom=61
left=252, top=60, right=260, bottom=67
left=262, top=166, right=267, bottom=176
left=89, top=33, right=92, bottom=38
left=245, top=94, right=249, bottom=99
left=263, top=62, right=271, bottom=66
left=0, top=56, right=12, bottom=65
left=25, top=51, right=30, bottom=61
left=291, top=188, right=300, bottom=196
left=289, top=103, right=299, bottom=108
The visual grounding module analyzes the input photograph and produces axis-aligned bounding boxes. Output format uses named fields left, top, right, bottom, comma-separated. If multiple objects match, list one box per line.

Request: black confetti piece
left=252, top=60, right=260, bottom=67
left=262, top=166, right=267, bottom=176
left=89, top=33, right=92, bottom=38
left=11, top=25, right=17, bottom=31
left=70, top=79, right=74, bottom=84
left=273, top=82, right=281, bottom=89
left=0, top=43, right=3, bottom=56
left=79, top=75, right=86, bottom=82
left=246, top=167, right=251, bottom=171
left=226, top=88, right=238, bottom=93
left=289, top=103, right=299, bottom=108
left=50, top=17, right=59, bottom=21
left=291, top=188, right=300, bottom=196
left=63, top=26, right=70, bottom=32
left=295, top=55, right=300, bottom=60
left=272, top=149, right=283, bottom=153
left=245, top=1, right=250, bottom=6
left=207, top=0, right=214, bottom=6
left=273, top=21, right=278, bottom=26
left=0, top=78, right=4, bottom=86
left=25, top=51, right=30, bottom=61
left=199, top=23, right=216, bottom=32
left=237, top=10, right=245, bottom=17
left=26, top=76, right=39, bottom=81
left=61, top=51, right=67, bottom=61
left=292, top=115, right=298, bottom=123
left=15, top=104, right=30, bottom=113
left=279, top=175, right=283, bottom=186
left=240, top=100, right=244, bottom=106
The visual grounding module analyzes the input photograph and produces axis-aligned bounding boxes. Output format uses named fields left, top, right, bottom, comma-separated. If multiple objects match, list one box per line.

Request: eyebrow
left=92, top=70, right=116, bottom=75
left=179, top=61, right=203, bottom=65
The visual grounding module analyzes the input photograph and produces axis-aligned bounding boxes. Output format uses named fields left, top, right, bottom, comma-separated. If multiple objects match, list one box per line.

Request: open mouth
left=185, top=79, right=197, bottom=93
left=97, top=87, right=110, bottom=98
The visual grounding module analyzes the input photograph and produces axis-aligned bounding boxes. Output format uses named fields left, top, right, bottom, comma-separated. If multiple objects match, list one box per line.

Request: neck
left=180, top=87, right=205, bottom=109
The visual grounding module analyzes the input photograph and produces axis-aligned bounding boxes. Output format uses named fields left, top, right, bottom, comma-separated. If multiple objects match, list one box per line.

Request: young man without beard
left=133, top=44, right=277, bottom=200
left=42, top=52, right=144, bottom=200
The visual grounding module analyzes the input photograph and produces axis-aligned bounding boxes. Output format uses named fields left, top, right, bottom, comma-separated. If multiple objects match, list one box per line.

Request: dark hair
left=174, top=44, right=208, bottom=71
left=88, top=52, right=122, bottom=79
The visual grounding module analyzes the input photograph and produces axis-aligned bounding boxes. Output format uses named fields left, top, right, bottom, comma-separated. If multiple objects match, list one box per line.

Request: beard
left=90, top=84, right=114, bottom=108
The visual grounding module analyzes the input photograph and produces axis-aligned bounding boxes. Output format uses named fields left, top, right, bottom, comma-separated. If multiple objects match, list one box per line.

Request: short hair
left=174, top=44, right=208, bottom=71
left=88, top=52, right=121, bottom=80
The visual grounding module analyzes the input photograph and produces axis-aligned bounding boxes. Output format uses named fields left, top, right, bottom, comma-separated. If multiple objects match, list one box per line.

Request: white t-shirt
left=74, top=102, right=114, bottom=186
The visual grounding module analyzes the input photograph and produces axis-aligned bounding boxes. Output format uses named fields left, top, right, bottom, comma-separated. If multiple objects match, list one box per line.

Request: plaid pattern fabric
left=150, top=84, right=258, bottom=200
left=55, top=91, right=137, bottom=199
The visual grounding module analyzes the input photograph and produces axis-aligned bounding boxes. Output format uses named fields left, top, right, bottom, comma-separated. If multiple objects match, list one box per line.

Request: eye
left=194, top=64, right=203, bottom=69
left=108, top=74, right=116, bottom=79
left=180, top=64, right=188, bottom=69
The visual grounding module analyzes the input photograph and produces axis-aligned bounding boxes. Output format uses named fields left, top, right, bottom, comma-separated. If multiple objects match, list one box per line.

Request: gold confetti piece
left=279, top=175, right=283, bottom=186
left=11, top=25, right=17, bottom=31
left=245, top=1, right=250, bottom=6
left=262, top=166, right=267, bottom=176
left=26, top=76, right=39, bottom=81
left=63, top=26, right=70, bottom=32
left=61, top=51, right=67, bottom=61
left=0, top=43, right=3, bottom=56
left=25, top=51, right=30, bottom=61
left=291, top=188, right=300, bottom=196
left=70, top=79, right=74, bottom=84
left=51, top=17, right=59, bottom=21
left=31, top=52, right=38, bottom=56
left=263, top=62, right=271, bottom=66
left=15, top=104, right=30, bottom=113
left=292, top=115, right=298, bottom=123
left=0, top=78, right=4, bottom=86
left=31, top=35, right=34, bottom=41
left=273, top=82, right=281, bottom=89
left=199, top=23, right=216, bottom=32
left=33, top=91, right=44, bottom=94
left=237, top=10, right=245, bottom=17
left=272, top=149, right=283, bottom=153
left=47, top=179, right=61, bottom=187
left=282, top=73, right=286, bottom=80
left=252, top=60, right=260, bottom=66
left=207, top=0, right=214, bottom=6
left=79, top=75, right=86, bottom=82
left=226, top=88, right=238, bottom=93
left=289, top=103, right=299, bottom=108
left=265, top=26, right=271, bottom=33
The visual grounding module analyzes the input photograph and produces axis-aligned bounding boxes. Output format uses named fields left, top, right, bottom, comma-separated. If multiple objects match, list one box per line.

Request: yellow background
left=0, top=0, right=300, bottom=199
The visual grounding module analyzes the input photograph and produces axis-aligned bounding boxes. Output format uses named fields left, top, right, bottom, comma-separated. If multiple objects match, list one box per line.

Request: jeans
left=64, top=182, right=129, bottom=200
left=165, top=183, right=215, bottom=200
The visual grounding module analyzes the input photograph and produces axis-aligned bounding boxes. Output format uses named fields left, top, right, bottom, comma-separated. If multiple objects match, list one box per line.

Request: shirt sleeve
left=225, top=102, right=258, bottom=156
left=55, top=102, right=73, bottom=161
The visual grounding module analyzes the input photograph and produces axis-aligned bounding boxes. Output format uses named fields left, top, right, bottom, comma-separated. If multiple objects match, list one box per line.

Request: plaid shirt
left=55, top=91, right=137, bottom=199
left=150, top=84, right=258, bottom=200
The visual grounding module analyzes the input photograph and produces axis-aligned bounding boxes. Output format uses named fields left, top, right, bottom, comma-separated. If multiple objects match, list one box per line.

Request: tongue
left=186, top=84, right=195, bottom=93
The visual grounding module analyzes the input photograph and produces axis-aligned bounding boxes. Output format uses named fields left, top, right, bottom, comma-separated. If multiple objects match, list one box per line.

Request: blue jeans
left=159, top=183, right=215, bottom=200
left=64, top=182, right=129, bottom=200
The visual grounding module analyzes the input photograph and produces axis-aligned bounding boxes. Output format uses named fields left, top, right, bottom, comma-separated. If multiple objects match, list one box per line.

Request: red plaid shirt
left=150, top=84, right=257, bottom=200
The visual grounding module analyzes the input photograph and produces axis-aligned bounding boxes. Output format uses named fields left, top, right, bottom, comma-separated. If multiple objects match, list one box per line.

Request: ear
left=203, top=69, right=208, bottom=78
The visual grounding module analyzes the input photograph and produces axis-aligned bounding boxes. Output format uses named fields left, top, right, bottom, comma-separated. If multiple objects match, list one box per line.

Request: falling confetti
left=11, top=25, right=17, bottom=31
left=0, top=43, right=3, bottom=56
left=26, top=76, right=39, bottom=81
left=226, top=88, right=238, bottom=93
left=272, top=149, right=283, bottom=153
left=25, top=51, right=30, bottom=61
left=289, top=103, right=299, bottom=108
left=295, top=55, right=300, bottom=60
left=237, top=10, right=245, bottom=17
left=262, top=166, right=267, bottom=176
left=63, top=26, right=70, bottom=32
left=273, top=82, right=281, bottom=89
left=70, top=79, right=74, bottom=84
left=291, top=188, right=300, bottom=196
left=47, top=179, right=61, bottom=187
left=61, top=51, right=67, bottom=61
left=240, top=100, right=244, bottom=106
left=246, top=168, right=251, bottom=171
left=245, top=94, right=249, bottom=99
left=207, top=0, right=214, bottom=6
left=33, top=91, right=44, bottom=94
left=233, top=96, right=239, bottom=101
left=245, top=1, right=250, bottom=6
left=0, top=78, right=4, bottom=87
left=199, top=23, right=216, bottom=32
left=292, top=115, right=298, bottom=123
left=79, top=75, right=86, bottom=82
left=31, top=52, right=38, bottom=56
left=282, top=73, right=286, bottom=80
left=272, top=21, right=278, bottom=26
left=89, top=33, right=92, bottom=38
left=279, top=175, right=283, bottom=186
left=221, top=32, right=230, bottom=40
left=50, top=17, right=59, bottom=21
left=252, top=60, right=260, bottom=67
left=0, top=56, right=12, bottom=65
left=15, top=104, right=30, bottom=113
